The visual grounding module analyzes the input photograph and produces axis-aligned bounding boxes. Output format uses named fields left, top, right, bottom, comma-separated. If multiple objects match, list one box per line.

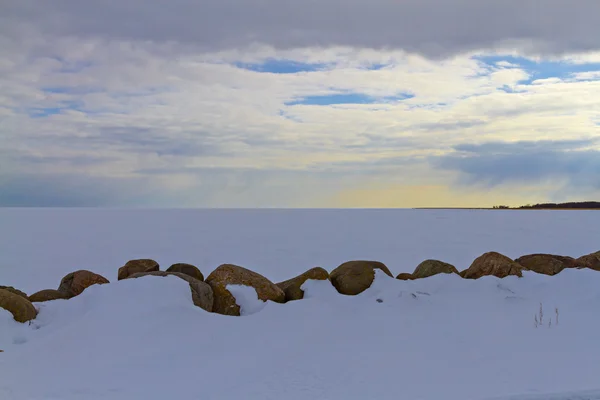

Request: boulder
left=29, top=289, right=70, bottom=303
left=166, top=263, right=204, bottom=281
left=461, top=252, right=523, bottom=279
left=276, top=267, right=329, bottom=301
left=118, top=259, right=160, bottom=280
left=0, top=288, right=37, bottom=323
left=0, top=286, right=28, bottom=299
left=412, top=260, right=459, bottom=279
left=205, top=264, right=285, bottom=316
left=396, top=273, right=414, bottom=281
left=330, top=260, right=393, bottom=295
left=58, top=270, right=110, bottom=298
left=576, top=251, right=600, bottom=271
left=515, top=254, right=578, bottom=276
left=127, top=271, right=213, bottom=312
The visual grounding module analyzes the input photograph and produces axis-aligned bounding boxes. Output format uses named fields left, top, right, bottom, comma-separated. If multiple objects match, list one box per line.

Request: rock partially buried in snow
left=411, top=259, right=459, bottom=279
left=29, top=289, right=70, bottom=303
left=205, top=264, right=285, bottom=316
left=166, top=263, right=204, bottom=281
left=576, top=251, right=600, bottom=271
left=58, top=270, right=110, bottom=298
left=226, top=285, right=268, bottom=316
left=127, top=271, right=214, bottom=312
left=276, top=267, right=330, bottom=301
left=330, top=260, right=393, bottom=295
left=0, top=286, right=28, bottom=299
left=118, top=259, right=160, bottom=280
left=0, top=288, right=38, bottom=323
left=396, top=273, right=414, bottom=281
left=514, top=253, right=578, bottom=276
left=461, top=252, right=523, bottom=279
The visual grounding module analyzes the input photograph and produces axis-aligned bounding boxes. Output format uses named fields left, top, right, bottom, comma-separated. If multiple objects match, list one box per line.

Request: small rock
left=0, top=289, right=38, bottom=323
left=461, top=252, right=523, bottom=279
left=276, top=267, right=330, bottom=301
left=514, top=254, right=578, bottom=276
left=118, top=259, right=160, bottom=280
left=205, top=264, right=285, bottom=316
left=411, top=259, right=459, bottom=279
left=0, top=286, right=28, bottom=299
left=330, top=260, right=393, bottom=295
left=576, top=251, right=600, bottom=271
left=29, top=289, right=70, bottom=303
left=58, top=270, right=110, bottom=298
left=166, top=263, right=204, bottom=281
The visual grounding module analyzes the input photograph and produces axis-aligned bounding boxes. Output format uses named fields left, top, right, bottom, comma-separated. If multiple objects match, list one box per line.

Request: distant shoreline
left=415, top=201, right=600, bottom=210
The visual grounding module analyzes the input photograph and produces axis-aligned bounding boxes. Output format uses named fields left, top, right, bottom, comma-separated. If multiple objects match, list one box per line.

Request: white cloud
left=1, top=27, right=600, bottom=206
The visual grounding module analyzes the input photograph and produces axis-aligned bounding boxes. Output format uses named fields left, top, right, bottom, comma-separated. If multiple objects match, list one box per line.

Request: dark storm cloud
left=3, top=0, right=600, bottom=57
left=434, top=139, right=600, bottom=187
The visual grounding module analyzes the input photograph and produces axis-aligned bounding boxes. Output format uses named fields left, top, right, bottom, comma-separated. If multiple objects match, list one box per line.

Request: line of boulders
left=1, top=250, right=599, bottom=324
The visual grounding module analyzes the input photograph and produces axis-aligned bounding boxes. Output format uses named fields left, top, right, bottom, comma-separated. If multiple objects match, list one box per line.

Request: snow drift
left=2, top=269, right=600, bottom=400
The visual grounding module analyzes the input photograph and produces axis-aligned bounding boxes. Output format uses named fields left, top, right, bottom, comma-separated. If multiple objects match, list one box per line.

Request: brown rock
left=576, top=251, right=600, bottom=271
left=0, top=286, right=28, bottom=299
left=0, top=288, right=38, bottom=323
left=58, top=270, right=110, bottom=298
left=118, top=259, right=160, bottom=280
left=330, top=260, right=393, bottom=295
left=412, top=259, right=459, bottom=279
left=127, top=271, right=213, bottom=312
left=276, top=267, right=329, bottom=301
left=166, top=263, right=204, bottom=281
left=461, top=252, right=523, bottom=279
left=205, top=264, right=285, bottom=316
left=396, top=273, right=414, bottom=281
left=515, top=254, right=578, bottom=276
left=29, top=289, right=70, bottom=303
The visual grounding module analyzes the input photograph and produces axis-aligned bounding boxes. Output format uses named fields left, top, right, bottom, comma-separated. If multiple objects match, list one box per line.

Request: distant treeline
left=493, top=201, right=600, bottom=210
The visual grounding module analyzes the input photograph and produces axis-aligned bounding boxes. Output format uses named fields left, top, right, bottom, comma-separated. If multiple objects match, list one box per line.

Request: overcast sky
left=1, top=0, right=599, bottom=207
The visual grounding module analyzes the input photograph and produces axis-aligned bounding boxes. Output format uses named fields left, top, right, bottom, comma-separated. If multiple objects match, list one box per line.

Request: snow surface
left=0, top=208, right=599, bottom=293
left=1, top=209, right=600, bottom=399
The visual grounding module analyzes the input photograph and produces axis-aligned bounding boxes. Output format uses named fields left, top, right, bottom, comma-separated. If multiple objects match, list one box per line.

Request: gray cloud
left=0, top=174, right=154, bottom=207
left=3, top=0, right=600, bottom=57
left=434, top=138, right=600, bottom=188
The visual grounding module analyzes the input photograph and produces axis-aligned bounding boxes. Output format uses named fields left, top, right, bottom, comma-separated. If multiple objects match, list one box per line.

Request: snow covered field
left=1, top=208, right=600, bottom=400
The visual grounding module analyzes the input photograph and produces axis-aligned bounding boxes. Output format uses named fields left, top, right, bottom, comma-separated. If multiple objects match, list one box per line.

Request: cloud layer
left=4, top=0, right=600, bottom=57
left=1, top=2, right=600, bottom=207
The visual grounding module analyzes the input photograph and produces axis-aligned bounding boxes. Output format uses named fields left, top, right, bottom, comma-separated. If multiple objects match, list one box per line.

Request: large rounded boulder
left=29, top=289, right=70, bottom=303
left=205, top=264, right=285, bottom=316
left=330, top=260, right=393, bottom=295
left=461, top=252, right=523, bottom=279
left=166, top=263, right=204, bottom=281
left=276, top=267, right=329, bottom=301
left=411, top=259, right=459, bottom=279
left=576, top=251, right=600, bottom=271
left=127, top=271, right=213, bottom=312
left=515, top=254, right=578, bottom=276
left=58, top=270, right=110, bottom=298
left=118, top=259, right=160, bottom=280
left=0, top=289, right=38, bottom=323
left=0, top=286, right=28, bottom=299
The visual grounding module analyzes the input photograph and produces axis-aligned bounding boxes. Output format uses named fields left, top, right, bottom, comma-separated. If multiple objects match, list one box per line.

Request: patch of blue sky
left=474, top=55, right=600, bottom=84
left=286, top=92, right=414, bottom=106
left=234, top=59, right=329, bottom=74
left=41, top=86, right=104, bottom=96
left=27, top=101, right=83, bottom=118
